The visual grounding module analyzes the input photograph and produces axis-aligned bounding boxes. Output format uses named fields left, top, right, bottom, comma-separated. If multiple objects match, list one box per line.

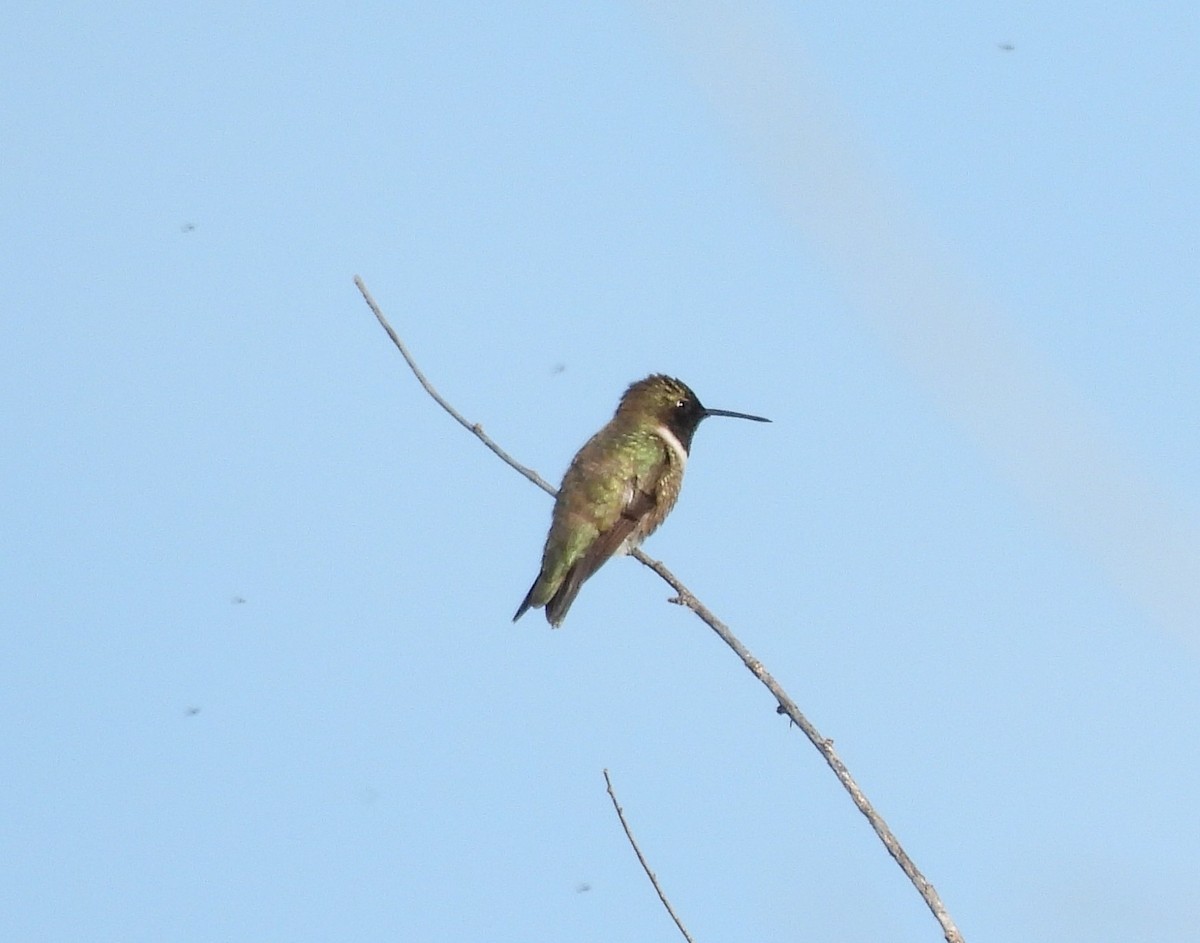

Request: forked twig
left=604, top=769, right=696, bottom=943
left=354, top=276, right=964, bottom=943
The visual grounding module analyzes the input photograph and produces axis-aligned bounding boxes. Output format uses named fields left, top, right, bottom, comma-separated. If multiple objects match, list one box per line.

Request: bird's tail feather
left=512, top=579, right=539, bottom=622
left=544, top=574, right=584, bottom=628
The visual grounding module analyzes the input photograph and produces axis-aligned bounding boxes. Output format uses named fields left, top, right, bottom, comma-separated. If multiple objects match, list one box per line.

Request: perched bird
left=513, top=374, right=769, bottom=627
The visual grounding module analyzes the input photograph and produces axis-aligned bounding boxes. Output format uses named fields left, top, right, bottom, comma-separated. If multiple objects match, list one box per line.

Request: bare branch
left=353, top=275, right=555, bottom=497
left=604, top=769, right=696, bottom=943
left=354, top=277, right=965, bottom=943
left=629, top=552, right=963, bottom=942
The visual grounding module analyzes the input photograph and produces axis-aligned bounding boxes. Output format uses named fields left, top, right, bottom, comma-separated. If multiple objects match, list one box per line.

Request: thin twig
left=629, top=551, right=962, bottom=942
left=603, top=769, right=696, bottom=943
left=353, top=277, right=965, bottom=943
left=354, top=275, right=555, bottom=497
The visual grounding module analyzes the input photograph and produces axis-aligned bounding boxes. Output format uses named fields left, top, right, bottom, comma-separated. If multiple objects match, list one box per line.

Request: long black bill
left=704, top=408, right=771, bottom=423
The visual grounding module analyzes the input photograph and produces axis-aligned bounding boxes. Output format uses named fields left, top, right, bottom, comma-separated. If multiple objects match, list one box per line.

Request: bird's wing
left=544, top=434, right=667, bottom=624
left=575, top=480, right=656, bottom=581
left=545, top=486, right=652, bottom=626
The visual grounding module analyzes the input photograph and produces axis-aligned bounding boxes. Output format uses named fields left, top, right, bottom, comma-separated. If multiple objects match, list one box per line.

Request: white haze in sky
left=648, top=0, right=1200, bottom=648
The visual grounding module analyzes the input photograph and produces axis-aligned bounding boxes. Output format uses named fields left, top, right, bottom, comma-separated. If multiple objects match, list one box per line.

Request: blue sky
left=3, top=2, right=1198, bottom=941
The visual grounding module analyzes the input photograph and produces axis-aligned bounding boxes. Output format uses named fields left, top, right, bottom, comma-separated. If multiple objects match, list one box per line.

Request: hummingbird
left=513, top=374, right=770, bottom=627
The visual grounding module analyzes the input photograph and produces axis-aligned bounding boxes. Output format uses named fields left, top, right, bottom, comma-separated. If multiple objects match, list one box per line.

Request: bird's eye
left=675, top=399, right=686, bottom=409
